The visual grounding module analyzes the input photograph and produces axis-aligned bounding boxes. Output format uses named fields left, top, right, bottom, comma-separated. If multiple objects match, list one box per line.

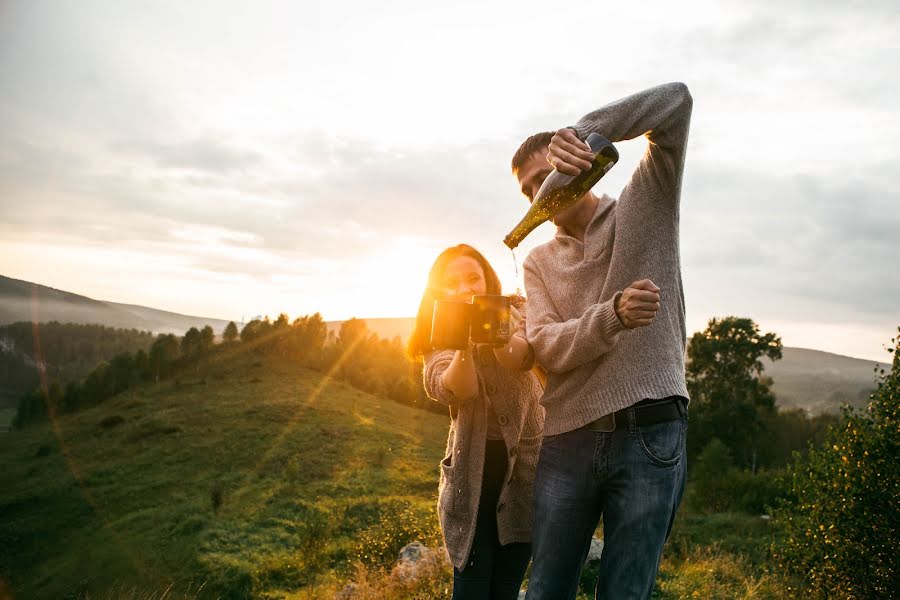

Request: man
left=511, top=82, right=693, bottom=599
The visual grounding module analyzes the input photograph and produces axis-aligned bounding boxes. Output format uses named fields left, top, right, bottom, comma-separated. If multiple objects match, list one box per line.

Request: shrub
left=352, top=501, right=441, bottom=568
left=690, top=438, right=789, bottom=514
left=772, top=330, right=899, bottom=598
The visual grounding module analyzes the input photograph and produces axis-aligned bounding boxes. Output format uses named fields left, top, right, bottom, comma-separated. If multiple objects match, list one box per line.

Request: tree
left=200, top=325, right=215, bottom=353
left=686, top=317, right=782, bottom=468
left=773, top=330, right=899, bottom=598
left=149, top=334, right=179, bottom=381
left=223, top=321, right=239, bottom=344
left=338, top=318, right=368, bottom=350
left=181, top=327, right=202, bottom=359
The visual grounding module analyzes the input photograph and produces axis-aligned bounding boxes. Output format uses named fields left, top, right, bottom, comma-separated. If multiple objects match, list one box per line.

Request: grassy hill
left=0, top=275, right=231, bottom=335
left=0, top=345, right=806, bottom=599
left=0, top=352, right=449, bottom=599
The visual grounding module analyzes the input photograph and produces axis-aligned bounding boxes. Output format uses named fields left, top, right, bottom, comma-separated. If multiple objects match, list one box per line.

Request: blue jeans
left=525, top=410, right=687, bottom=600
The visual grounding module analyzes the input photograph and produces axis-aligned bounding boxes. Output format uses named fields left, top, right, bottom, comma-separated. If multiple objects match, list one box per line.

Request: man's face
left=516, top=150, right=553, bottom=205
left=515, top=148, right=584, bottom=227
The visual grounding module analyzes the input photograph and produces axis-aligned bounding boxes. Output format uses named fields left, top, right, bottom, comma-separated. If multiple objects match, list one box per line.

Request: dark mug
left=470, top=295, right=511, bottom=345
left=431, top=300, right=473, bottom=350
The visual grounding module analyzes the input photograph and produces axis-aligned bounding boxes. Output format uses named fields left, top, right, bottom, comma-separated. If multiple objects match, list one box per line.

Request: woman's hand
left=491, top=305, right=534, bottom=370
left=508, top=305, right=524, bottom=339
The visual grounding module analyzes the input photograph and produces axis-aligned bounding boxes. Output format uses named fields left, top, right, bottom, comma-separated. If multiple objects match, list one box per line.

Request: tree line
left=0, top=322, right=155, bottom=404
left=11, top=314, right=441, bottom=429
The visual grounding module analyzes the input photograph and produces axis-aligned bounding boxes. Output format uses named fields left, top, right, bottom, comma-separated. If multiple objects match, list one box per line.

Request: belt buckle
left=591, top=413, right=616, bottom=433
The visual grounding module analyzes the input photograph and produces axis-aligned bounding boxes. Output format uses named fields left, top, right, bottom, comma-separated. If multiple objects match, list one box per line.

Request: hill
left=0, top=274, right=231, bottom=335
left=763, top=347, right=883, bottom=414
left=0, top=352, right=449, bottom=599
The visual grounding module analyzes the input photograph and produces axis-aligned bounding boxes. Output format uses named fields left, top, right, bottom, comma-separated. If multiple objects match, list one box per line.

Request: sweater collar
left=554, top=194, right=616, bottom=244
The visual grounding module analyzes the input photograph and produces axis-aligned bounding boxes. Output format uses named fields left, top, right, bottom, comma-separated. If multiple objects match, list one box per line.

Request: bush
left=690, top=438, right=789, bottom=514
left=352, top=500, right=442, bottom=568
left=772, top=330, right=899, bottom=599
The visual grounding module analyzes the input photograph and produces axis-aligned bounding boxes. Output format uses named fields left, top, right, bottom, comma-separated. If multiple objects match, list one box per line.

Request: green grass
left=0, top=351, right=792, bottom=599
left=0, top=354, right=447, bottom=599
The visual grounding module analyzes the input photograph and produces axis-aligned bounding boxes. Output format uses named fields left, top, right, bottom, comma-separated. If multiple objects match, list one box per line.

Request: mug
left=470, top=295, right=511, bottom=345
left=430, top=300, right=472, bottom=350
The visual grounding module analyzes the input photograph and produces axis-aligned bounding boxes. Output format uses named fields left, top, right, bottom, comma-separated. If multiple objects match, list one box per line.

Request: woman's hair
left=407, top=244, right=502, bottom=359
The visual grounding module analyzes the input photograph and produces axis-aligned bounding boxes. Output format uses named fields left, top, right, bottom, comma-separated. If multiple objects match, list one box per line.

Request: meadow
left=0, top=348, right=801, bottom=599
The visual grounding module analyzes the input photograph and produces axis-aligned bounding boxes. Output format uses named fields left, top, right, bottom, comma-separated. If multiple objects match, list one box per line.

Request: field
left=0, top=352, right=790, bottom=599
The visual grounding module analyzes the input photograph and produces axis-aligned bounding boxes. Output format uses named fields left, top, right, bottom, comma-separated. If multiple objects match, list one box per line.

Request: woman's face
left=438, top=256, right=488, bottom=303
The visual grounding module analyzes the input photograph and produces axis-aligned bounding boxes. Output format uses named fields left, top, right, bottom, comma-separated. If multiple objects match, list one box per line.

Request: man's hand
left=614, top=279, right=661, bottom=329
left=547, top=128, right=594, bottom=176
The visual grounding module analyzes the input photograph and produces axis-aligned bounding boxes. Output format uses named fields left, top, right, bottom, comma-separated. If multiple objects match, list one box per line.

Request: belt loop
left=627, top=405, right=637, bottom=432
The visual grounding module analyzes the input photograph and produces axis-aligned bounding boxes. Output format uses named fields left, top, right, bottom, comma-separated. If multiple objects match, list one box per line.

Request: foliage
left=772, top=330, right=899, bottom=599
left=689, top=438, right=789, bottom=514
left=352, top=500, right=442, bottom=568
left=0, top=321, right=154, bottom=401
left=687, top=317, right=783, bottom=468
left=222, top=321, right=239, bottom=344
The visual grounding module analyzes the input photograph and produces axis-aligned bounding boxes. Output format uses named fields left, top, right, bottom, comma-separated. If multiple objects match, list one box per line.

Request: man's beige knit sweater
left=523, top=82, right=693, bottom=436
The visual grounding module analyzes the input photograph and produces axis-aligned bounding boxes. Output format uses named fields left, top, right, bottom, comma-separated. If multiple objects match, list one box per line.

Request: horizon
left=1, top=0, right=897, bottom=364
left=3, top=271, right=893, bottom=364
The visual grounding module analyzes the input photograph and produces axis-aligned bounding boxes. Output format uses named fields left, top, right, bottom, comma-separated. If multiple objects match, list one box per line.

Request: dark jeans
left=525, top=408, right=687, bottom=600
left=453, top=438, right=532, bottom=600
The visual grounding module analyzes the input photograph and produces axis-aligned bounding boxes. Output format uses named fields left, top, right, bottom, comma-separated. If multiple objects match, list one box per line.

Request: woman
left=408, top=244, right=544, bottom=599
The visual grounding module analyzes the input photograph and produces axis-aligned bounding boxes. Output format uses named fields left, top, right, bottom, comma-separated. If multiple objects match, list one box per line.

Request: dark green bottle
left=504, top=132, right=618, bottom=249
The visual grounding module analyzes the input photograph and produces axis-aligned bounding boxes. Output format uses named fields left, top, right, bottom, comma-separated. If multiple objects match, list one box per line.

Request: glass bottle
left=504, top=132, right=618, bottom=249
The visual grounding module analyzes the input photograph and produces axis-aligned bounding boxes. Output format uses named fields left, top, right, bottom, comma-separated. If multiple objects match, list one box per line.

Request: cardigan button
left=487, top=383, right=498, bottom=395
left=508, top=446, right=517, bottom=457
left=497, top=414, right=509, bottom=426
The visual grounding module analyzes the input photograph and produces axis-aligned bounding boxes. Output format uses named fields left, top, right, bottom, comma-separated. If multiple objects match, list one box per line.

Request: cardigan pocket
left=506, top=433, right=540, bottom=529
left=438, top=454, right=458, bottom=514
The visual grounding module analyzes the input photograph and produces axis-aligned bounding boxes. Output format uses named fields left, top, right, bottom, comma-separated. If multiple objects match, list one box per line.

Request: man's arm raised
left=548, top=82, right=693, bottom=202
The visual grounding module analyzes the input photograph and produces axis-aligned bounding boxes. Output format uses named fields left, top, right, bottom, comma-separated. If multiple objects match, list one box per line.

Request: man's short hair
left=511, top=131, right=555, bottom=175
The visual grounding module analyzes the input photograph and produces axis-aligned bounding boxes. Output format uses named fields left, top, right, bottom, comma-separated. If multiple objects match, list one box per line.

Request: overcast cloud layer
left=1, top=0, right=897, bottom=361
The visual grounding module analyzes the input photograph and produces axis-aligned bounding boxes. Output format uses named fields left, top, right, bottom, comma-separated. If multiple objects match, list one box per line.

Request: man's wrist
left=612, top=292, right=627, bottom=328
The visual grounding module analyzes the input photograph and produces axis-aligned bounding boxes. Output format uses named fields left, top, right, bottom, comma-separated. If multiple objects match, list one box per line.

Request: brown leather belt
left=584, top=396, right=687, bottom=433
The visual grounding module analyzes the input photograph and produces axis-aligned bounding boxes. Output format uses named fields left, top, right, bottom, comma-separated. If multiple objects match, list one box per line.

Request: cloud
left=113, top=137, right=263, bottom=173
left=681, top=161, right=900, bottom=318
left=0, top=0, right=897, bottom=356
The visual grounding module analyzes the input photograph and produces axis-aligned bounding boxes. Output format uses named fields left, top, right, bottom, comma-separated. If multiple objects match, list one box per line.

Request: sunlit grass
left=0, top=352, right=447, bottom=599
left=1, top=349, right=800, bottom=599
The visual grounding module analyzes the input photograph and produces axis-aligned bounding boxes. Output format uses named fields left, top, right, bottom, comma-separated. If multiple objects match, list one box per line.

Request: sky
left=0, top=0, right=898, bottom=361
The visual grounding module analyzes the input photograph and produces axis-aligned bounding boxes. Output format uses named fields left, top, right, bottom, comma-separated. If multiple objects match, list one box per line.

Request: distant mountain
left=0, top=275, right=231, bottom=335
left=763, top=347, right=883, bottom=415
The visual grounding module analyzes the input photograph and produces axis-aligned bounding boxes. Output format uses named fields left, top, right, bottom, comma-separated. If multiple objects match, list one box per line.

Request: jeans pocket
left=635, top=418, right=685, bottom=467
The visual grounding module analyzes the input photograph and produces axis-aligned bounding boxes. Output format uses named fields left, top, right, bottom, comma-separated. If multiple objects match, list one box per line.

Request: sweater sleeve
left=570, top=82, right=693, bottom=206
left=523, top=257, right=626, bottom=373
left=423, top=349, right=472, bottom=406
